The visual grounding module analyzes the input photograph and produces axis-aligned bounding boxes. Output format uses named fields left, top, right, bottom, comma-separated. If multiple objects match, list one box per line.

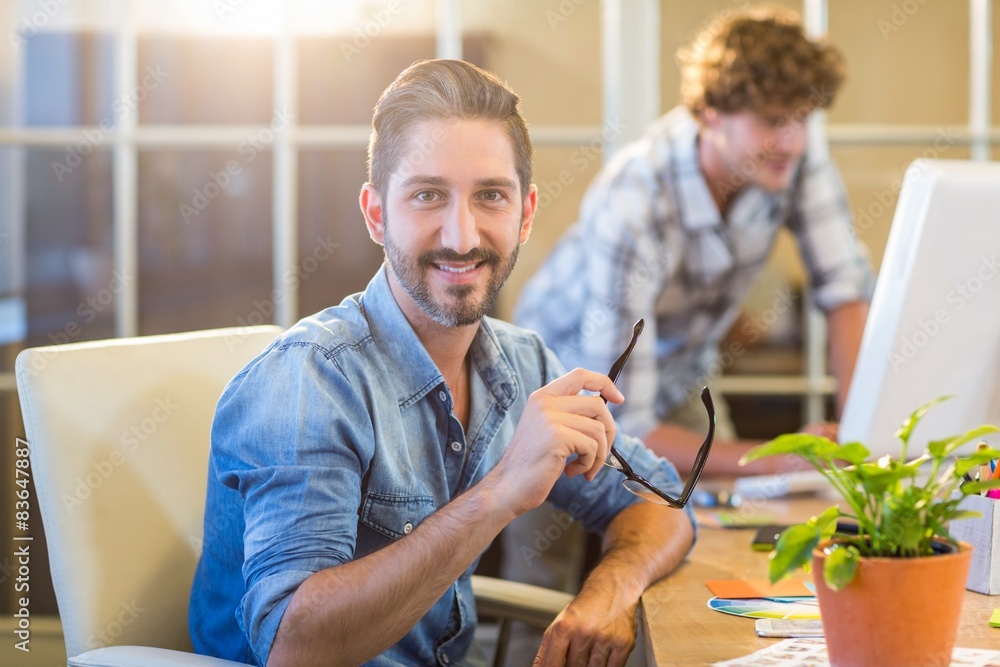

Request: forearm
left=533, top=501, right=695, bottom=666
left=267, top=478, right=513, bottom=667
left=826, top=300, right=869, bottom=416
left=589, top=501, right=694, bottom=603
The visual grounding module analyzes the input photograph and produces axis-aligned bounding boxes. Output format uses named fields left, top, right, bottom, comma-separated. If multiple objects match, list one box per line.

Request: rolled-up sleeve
left=546, top=432, right=696, bottom=540
left=211, top=344, right=373, bottom=665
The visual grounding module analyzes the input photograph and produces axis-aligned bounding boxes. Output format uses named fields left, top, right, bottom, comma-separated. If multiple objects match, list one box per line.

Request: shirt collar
left=358, top=265, right=518, bottom=411
left=671, top=109, right=723, bottom=232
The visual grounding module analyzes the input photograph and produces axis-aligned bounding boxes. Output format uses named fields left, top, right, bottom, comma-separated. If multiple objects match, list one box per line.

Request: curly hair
left=678, top=7, right=845, bottom=115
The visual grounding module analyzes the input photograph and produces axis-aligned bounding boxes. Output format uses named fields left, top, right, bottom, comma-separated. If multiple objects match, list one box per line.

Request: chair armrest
left=471, top=574, right=573, bottom=631
left=69, top=646, right=248, bottom=667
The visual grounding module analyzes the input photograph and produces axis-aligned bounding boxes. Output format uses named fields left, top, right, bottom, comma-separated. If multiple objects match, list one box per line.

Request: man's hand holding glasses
left=601, top=319, right=716, bottom=508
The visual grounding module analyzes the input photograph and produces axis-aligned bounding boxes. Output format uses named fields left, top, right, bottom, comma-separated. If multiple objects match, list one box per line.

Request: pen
left=977, top=442, right=993, bottom=493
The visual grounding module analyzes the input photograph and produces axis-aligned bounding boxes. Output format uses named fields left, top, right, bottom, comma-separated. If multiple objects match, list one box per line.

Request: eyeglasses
left=602, top=319, right=716, bottom=508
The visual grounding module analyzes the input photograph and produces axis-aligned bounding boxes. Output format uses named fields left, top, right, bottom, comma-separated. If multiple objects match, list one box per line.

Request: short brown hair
left=678, top=7, right=845, bottom=115
left=367, top=59, right=533, bottom=199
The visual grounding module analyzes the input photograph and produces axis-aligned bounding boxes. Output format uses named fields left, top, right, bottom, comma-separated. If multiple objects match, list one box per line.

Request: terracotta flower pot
left=811, top=539, right=972, bottom=667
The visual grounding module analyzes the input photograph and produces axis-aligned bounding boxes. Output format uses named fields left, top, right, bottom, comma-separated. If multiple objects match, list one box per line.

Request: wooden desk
left=640, top=497, right=1000, bottom=666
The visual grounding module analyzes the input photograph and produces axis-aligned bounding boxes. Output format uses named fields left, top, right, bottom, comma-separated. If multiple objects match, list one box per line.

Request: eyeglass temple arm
left=677, top=387, right=717, bottom=499
left=626, top=387, right=716, bottom=507
left=604, top=320, right=644, bottom=472
left=606, top=319, right=644, bottom=385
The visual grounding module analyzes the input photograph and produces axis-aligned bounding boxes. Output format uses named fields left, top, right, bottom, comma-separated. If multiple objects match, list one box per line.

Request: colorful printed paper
left=707, top=596, right=821, bottom=620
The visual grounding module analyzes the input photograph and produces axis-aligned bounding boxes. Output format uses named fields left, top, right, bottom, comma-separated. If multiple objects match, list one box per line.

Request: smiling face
left=701, top=106, right=809, bottom=195
left=361, top=118, right=536, bottom=330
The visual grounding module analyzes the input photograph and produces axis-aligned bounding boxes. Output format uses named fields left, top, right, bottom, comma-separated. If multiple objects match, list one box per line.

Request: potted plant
left=739, top=396, right=1000, bottom=667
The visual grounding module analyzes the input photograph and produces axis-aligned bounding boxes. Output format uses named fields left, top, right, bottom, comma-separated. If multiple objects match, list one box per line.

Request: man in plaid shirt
left=501, top=15, right=874, bottom=659
left=517, top=8, right=873, bottom=478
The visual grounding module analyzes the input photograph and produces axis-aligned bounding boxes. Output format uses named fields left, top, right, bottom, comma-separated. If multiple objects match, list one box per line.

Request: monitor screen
left=839, top=158, right=1000, bottom=459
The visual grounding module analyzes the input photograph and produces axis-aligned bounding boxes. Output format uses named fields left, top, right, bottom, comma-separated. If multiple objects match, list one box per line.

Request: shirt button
left=438, top=390, right=447, bottom=402
left=440, top=654, right=449, bottom=665
left=450, top=441, right=463, bottom=452
left=403, top=522, right=413, bottom=534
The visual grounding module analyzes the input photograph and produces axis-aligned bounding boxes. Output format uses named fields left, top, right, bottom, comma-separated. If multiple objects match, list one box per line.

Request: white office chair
left=16, top=326, right=570, bottom=667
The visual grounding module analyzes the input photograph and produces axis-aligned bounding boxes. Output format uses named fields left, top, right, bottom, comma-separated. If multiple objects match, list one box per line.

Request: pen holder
left=949, top=493, right=1000, bottom=595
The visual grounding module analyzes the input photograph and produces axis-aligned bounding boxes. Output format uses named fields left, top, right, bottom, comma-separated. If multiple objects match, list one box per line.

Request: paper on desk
left=706, top=579, right=813, bottom=599
left=712, top=638, right=1000, bottom=666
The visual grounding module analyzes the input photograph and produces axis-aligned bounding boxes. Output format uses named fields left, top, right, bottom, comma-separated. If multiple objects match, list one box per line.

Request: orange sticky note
left=706, top=579, right=814, bottom=599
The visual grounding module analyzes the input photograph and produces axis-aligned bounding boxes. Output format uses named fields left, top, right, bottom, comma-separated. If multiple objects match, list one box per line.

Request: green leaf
left=927, top=426, right=1000, bottom=459
left=881, top=503, right=924, bottom=551
left=927, top=437, right=956, bottom=459
left=960, top=478, right=1000, bottom=494
left=812, top=505, right=842, bottom=538
left=739, top=434, right=837, bottom=465
left=955, top=448, right=1000, bottom=476
left=856, top=463, right=912, bottom=497
left=822, top=543, right=859, bottom=591
left=927, top=515, right=953, bottom=544
left=901, top=455, right=932, bottom=475
left=947, top=510, right=983, bottom=522
left=831, top=442, right=870, bottom=465
left=895, top=395, right=953, bottom=446
left=768, top=523, right=821, bottom=584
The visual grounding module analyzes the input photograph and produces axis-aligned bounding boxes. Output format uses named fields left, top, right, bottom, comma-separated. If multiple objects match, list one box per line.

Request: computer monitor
left=839, top=158, right=1000, bottom=458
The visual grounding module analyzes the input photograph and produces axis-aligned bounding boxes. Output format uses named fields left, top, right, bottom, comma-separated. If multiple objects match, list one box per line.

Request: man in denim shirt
left=189, top=59, right=696, bottom=667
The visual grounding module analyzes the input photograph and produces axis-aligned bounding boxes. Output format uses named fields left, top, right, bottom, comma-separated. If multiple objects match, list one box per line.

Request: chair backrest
left=15, top=326, right=282, bottom=659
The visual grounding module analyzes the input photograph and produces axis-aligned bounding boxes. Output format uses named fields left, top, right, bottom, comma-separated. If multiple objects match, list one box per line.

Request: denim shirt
left=189, top=267, right=695, bottom=666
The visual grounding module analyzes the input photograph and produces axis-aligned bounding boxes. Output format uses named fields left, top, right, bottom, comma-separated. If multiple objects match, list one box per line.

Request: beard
left=383, top=223, right=520, bottom=328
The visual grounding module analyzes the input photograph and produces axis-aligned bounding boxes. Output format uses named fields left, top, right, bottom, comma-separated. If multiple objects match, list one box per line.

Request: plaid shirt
left=515, top=106, right=874, bottom=438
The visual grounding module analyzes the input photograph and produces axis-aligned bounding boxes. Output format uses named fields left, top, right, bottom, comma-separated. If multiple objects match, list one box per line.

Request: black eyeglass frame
left=603, top=319, right=716, bottom=509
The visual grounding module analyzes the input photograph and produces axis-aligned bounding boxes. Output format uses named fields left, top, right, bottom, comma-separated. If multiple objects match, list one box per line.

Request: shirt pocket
left=360, top=492, right=438, bottom=541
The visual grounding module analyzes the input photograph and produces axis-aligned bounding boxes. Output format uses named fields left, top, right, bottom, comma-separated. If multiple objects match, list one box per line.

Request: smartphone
left=750, top=524, right=791, bottom=551
left=754, top=618, right=824, bottom=638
